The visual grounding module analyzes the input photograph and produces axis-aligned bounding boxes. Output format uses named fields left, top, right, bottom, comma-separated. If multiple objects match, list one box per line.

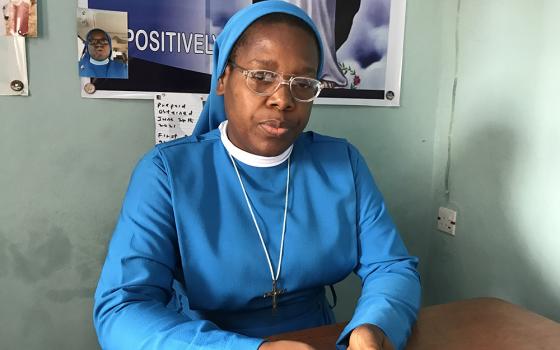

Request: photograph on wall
left=0, top=35, right=28, bottom=95
left=79, top=0, right=406, bottom=106
left=1, top=0, right=37, bottom=37
left=77, top=8, right=128, bottom=79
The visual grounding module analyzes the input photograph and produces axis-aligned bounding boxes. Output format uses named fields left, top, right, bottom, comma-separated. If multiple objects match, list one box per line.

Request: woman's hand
left=259, top=340, right=317, bottom=350
left=348, top=324, right=395, bottom=350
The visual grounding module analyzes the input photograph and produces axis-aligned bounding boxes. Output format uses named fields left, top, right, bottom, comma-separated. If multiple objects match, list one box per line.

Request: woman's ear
left=216, top=65, right=231, bottom=96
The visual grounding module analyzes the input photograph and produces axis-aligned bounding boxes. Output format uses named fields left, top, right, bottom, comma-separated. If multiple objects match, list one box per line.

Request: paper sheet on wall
left=154, top=93, right=204, bottom=144
left=0, top=35, right=28, bottom=95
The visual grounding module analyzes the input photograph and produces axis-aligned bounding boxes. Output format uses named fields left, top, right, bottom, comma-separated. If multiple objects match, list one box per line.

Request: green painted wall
left=1, top=0, right=557, bottom=349
left=424, top=0, right=560, bottom=321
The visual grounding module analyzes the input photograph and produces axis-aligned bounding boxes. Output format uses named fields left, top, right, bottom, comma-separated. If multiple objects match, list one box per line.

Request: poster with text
left=0, top=35, right=28, bottom=95
left=79, top=0, right=406, bottom=106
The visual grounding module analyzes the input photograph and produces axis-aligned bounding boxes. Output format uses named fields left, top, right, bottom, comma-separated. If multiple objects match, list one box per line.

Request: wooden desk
left=268, top=298, right=560, bottom=349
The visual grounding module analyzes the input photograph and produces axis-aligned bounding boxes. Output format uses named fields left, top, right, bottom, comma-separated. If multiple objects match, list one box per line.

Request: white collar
left=90, top=57, right=110, bottom=65
left=219, top=121, right=292, bottom=168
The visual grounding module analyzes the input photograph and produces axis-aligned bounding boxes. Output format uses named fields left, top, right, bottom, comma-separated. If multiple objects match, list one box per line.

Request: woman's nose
left=267, top=82, right=295, bottom=111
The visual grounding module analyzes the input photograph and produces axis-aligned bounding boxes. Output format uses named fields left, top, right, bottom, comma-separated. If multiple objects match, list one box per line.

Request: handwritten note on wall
left=153, top=93, right=204, bottom=144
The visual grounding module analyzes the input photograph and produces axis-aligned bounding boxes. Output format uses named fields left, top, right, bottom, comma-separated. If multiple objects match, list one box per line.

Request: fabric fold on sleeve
left=335, top=145, right=421, bottom=350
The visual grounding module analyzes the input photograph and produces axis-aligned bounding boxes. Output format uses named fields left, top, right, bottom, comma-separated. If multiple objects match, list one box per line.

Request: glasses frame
left=88, top=39, right=110, bottom=46
left=228, top=61, right=323, bottom=103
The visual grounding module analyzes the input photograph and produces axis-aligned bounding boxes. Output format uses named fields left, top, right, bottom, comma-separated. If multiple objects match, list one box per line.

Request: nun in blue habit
left=79, top=28, right=128, bottom=79
left=93, top=2, right=421, bottom=350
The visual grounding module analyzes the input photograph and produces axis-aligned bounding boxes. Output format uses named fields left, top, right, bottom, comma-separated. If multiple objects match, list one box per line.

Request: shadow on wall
left=0, top=223, right=99, bottom=349
left=426, top=112, right=559, bottom=321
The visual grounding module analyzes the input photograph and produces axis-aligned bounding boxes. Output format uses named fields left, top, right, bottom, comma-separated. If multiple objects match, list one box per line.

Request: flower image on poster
left=80, top=0, right=406, bottom=106
left=0, top=35, right=28, bottom=95
left=77, top=8, right=128, bottom=79
left=1, top=0, right=37, bottom=37
left=330, top=0, right=391, bottom=91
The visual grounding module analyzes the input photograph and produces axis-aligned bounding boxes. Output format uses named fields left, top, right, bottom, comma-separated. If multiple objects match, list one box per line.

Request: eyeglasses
left=229, top=61, right=323, bottom=103
left=88, top=39, right=109, bottom=46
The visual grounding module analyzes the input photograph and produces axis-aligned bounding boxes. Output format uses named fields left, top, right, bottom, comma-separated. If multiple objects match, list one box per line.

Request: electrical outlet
left=437, top=207, right=457, bottom=235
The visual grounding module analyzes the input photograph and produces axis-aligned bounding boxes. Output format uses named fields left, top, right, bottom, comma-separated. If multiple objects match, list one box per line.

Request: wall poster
left=78, top=0, right=407, bottom=106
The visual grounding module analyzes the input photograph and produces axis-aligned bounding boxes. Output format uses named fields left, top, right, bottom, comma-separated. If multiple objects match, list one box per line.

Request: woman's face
left=88, top=31, right=111, bottom=61
left=217, top=21, right=319, bottom=157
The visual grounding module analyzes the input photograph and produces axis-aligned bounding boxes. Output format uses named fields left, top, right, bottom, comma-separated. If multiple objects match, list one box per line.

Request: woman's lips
left=259, top=120, right=290, bottom=137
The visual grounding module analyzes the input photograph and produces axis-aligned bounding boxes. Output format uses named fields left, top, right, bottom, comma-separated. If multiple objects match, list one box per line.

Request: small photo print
left=77, top=8, right=128, bottom=79
left=1, top=0, right=38, bottom=37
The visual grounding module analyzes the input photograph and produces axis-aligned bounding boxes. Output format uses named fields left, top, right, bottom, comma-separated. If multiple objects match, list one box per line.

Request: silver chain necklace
left=228, top=153, right=290, bottom=310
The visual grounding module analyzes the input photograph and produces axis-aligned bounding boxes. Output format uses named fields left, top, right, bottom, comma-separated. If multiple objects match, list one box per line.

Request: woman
left=94, top=2, right=420, bottom=350
left=78, top=28, right=128, bottom=79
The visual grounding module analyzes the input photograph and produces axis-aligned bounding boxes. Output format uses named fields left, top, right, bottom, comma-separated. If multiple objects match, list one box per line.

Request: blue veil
left=191, top=1, right=324, bottom=137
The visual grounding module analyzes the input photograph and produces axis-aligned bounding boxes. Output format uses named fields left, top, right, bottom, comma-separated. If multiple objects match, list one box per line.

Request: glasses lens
left=290, top=77, right=320, bottom=101
left=88, top=39, right=109, bottom=46
left=246, top=70, right=279, bottom=94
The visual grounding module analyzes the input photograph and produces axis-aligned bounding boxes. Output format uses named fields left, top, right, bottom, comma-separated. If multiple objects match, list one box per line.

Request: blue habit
left=78, top=58, right=128, bottom=79
left=93, top=2, right=420, bottom=350
left=94, top=130, right=421, bottom=350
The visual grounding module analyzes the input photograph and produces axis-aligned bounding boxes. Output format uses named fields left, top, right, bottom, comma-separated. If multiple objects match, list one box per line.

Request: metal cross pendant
left=264, top=279, right=286, bottom=310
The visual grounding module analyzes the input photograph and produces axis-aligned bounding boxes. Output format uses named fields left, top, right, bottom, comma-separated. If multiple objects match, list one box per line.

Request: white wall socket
left=437, top=207, right=457, bottom=235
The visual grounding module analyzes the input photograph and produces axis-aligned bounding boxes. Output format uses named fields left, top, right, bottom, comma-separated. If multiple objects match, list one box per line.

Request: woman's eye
left=251, top=71, right=276, bottom=82
left=293, top=79, right=313, bottom=89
